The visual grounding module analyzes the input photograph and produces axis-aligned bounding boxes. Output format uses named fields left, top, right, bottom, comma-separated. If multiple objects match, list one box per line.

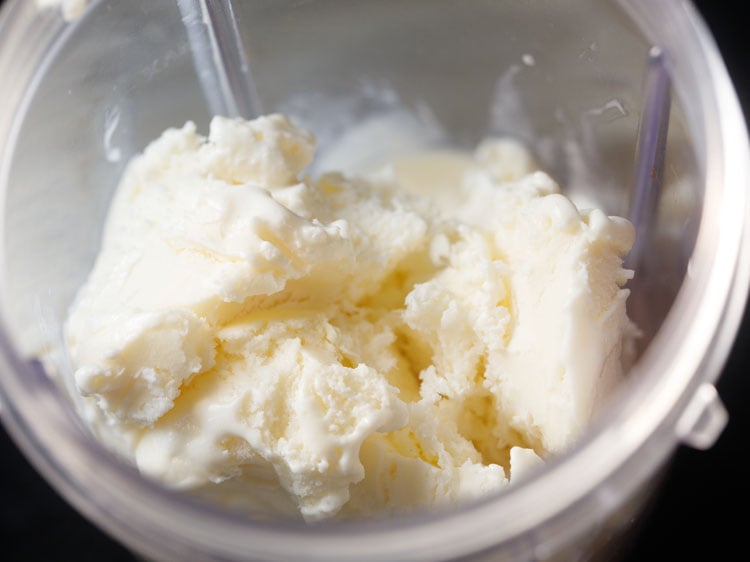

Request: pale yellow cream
left=64, top=114, right=634, bottom=521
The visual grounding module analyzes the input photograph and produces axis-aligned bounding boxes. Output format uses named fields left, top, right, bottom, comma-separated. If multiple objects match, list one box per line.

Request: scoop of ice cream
left=64, top=114, right=634, bottom=521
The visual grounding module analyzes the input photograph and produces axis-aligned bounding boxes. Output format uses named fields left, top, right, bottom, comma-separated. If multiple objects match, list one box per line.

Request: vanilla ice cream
left=63, top=114, right=635, bottom=521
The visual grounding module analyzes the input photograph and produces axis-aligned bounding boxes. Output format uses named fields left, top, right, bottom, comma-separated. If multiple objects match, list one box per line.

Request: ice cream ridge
left=64, top=114, right=635, bottom=521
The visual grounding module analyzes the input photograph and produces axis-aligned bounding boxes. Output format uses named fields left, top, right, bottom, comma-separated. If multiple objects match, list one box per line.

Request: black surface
left=0, top=0, right=748, bottom=560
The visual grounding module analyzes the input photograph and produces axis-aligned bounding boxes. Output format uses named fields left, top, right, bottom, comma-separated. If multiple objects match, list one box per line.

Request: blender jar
left=0, top=0, right=748, bottom=560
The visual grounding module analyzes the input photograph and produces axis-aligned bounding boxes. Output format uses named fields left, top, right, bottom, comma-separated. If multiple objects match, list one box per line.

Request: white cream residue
left=37, top=0, right=87, bottom=21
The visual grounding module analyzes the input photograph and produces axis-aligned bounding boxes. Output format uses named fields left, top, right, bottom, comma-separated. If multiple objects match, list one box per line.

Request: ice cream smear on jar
left=63, top=114, right=635, bottom=521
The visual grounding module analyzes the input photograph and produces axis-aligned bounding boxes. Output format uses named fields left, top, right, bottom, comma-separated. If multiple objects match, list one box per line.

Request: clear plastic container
left=0, top=0, right=748, bottom=560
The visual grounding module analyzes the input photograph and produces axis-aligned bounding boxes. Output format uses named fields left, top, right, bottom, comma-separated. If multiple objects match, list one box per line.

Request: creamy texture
left=64, top=114, right=634, bottom=521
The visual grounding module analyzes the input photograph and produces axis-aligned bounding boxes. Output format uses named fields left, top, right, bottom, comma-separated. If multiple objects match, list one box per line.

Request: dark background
left=0, top=1, right=747, bottom=560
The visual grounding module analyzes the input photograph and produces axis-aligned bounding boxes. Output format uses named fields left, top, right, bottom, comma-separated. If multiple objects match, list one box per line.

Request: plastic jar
left=0, top=1, right=748, bottom=560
